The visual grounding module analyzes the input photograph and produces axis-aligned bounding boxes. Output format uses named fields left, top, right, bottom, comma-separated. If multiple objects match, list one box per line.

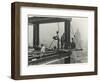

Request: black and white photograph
left=11, top=2, right=97, bottom=79
left=28, top=16, right=88, bottom=65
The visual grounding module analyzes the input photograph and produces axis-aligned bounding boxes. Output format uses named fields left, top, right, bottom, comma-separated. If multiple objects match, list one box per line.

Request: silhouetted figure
left=61, top=33, right=65, bottom=49
left=53, top=46, right=57, bottom=51
left=71, top=38, right=76, bottom=49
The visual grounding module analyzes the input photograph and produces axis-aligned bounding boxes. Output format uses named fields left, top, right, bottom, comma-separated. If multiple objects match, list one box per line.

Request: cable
left=49, top=39, right=55, bottom=49
left=57, top=22, right=60, bottom=32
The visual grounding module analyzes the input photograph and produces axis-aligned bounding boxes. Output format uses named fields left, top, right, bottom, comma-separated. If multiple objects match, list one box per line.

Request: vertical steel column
left=64, top=20, right=70, bottom=49
left=33, top=23, right=39, bottom=48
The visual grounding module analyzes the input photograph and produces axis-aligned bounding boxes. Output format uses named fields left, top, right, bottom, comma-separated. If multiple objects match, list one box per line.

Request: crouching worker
left=40, top=44, right=46, bottom=57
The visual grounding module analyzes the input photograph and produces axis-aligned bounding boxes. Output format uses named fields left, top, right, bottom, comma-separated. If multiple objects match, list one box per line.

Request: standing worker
left=71, top=38, right=76, bottom=49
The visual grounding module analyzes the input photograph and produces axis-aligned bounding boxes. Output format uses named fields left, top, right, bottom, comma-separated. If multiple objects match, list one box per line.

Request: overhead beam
left=28, top=17, right=71, bottom=24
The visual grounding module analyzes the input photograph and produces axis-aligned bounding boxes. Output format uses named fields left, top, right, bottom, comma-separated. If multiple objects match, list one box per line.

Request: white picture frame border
left=20, top=6, right=95, bottom=75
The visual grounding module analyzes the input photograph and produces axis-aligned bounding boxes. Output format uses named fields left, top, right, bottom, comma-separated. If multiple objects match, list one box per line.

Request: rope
left=49, top=22, right=60, bottom=49
left=49, top=39, right=55, bottom=49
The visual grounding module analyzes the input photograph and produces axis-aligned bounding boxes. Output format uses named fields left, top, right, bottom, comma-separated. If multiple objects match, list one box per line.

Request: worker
left=53, top=46, right=57, bottom=51
left=71, top=38, right=76, bottom=49
left=41, top=44, right=46, bottom=52
left=40, top=44, right=45, bottom=57
left=61, top=33, right=65, bottom=49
